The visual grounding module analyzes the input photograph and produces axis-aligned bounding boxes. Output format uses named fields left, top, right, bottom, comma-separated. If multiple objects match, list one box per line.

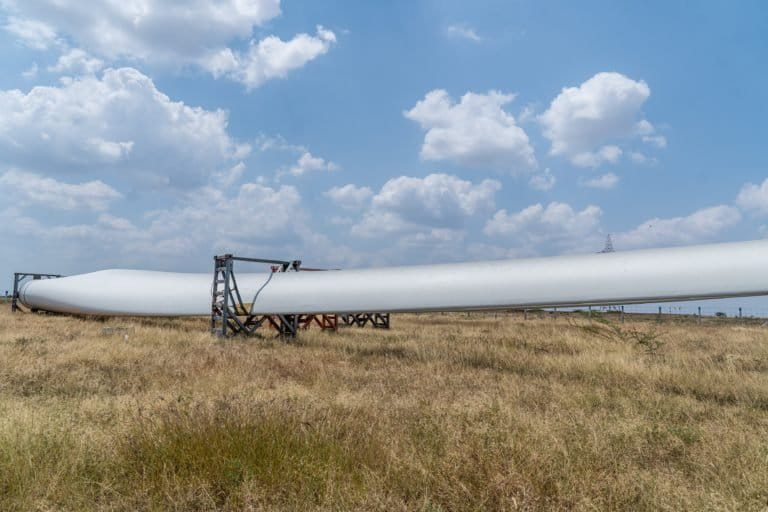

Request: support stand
left=340, top=312, right=391, bottom=329
left=211, top=254, right=301, bottom=338
left=11, top=272, right=62, bottom=312
left=211, top=254, right=391, bottom=339
left=298, top=314, right=339, bottom=331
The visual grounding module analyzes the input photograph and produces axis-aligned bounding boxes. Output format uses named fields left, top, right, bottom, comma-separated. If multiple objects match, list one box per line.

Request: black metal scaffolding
left=340, top=312, right=391, bottom=329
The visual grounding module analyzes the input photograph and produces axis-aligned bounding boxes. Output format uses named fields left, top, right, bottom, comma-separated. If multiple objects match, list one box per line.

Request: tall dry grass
left=0, top=307, right=767, bottom=510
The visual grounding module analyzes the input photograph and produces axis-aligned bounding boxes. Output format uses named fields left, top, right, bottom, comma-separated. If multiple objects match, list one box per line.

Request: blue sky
left=1, top=0, right=767, bottom=298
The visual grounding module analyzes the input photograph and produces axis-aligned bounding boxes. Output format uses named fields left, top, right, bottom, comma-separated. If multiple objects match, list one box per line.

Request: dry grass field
left=1, top=306, right=767, bottom=511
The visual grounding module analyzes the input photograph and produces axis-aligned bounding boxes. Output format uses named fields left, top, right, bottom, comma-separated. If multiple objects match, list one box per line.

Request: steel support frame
left=340, top=312, right=391, bottom=329
left=11, top=272, right=62, bottom=313
left=306, top=314, right=339, bottom=331
left=211, top=254, right=390, bottom=338
left=211, top=254, right=302, bottom=338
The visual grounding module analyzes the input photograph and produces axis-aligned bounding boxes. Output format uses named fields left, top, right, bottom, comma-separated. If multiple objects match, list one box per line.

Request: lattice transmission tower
left=599, top=234, right=615, bottom=253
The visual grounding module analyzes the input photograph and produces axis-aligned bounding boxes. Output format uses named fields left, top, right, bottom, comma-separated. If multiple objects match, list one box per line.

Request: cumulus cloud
left=286, top=150, right=339, bottom=176
left=325, top=184, right=373, bottom=210
left=539, top=72, right=662, bottom=167
left=616, top=205, right=741, bottom=249
left=0, top=179, right=309, bottom=268
left=1, top=0, right=280, bottom=59
left=0, top=169, right=121, bottom=210
left=201, top=26, right=336, bottom=89
left=570, top=145, right=622, bottom=168
left=581, top=172, right=619, bottom=190
left=484, top=202, right=602, bottom=251
left=148, top=183, right=304, bottom=249
left=483, top=201, right=741, bottom=254
left=528, top=168, right=556, bottom=191
left=0, top=67, right=249, bottom=187
left=737, top=179, right=768, bottom=215
left=48, top=48, right=103, bottom=75
left=352, top=173, right=501, bottom=238
left=446, top=24, right=481, bottom=42
left=1, top=0, right=335, bottom=88
left=404, top=90, right=536, bottom=173
left=629, top=151, right=656, bottom=165
left=3, top=16, right=57, bottom=49
left=255, top=133, right=308, bottom=153
left=214, top=162, right=246, bottom=188
left=642, top=134, right=667, bottom=148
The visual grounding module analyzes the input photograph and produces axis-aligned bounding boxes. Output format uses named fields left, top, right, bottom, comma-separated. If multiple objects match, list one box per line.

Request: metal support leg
left=211, top=255, right=233, bottom=337
left=277, top=314, right=298, bottom=338
left=11, top=273, right=20, bottom=313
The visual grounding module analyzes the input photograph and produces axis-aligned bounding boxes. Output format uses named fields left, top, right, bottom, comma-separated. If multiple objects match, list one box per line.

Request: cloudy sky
left=1, top=0, right=767, bottom=290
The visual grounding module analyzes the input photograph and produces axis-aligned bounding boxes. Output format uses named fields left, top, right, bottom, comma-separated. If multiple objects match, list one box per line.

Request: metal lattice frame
left=340, top=312, right=391, bottom=329
left=211, top=254, right=302, bottom=338
left=211, top=254, right=391, bottom=338
left=11, top=272, right=63, bottom=313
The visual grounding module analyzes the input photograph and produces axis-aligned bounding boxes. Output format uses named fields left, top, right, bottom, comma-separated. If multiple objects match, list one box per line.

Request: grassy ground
left=0, top=307, right=767, bottom=511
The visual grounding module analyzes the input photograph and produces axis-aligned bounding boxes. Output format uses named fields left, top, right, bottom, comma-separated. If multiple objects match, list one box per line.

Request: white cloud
left=201, top=26, right=336, bottom=89
left=286, top=150, right=339, bottom=176
left=484, top=202, right=602, bottom=251
left=737, top=179, right=768, bottom=215
left=3, top=16, right=57, bottom=49
left=539, top=72, right=661, bottom=166
left=48, top=48, right=104, bottom=75
left=330, top=215, right=354, bottom=226
left=214, top=162, right=246, bottom=188
left=325, top=184, right=373, bottom=210
left=483, top=200, right=740, bottom=255
left=1, top=1, right=335, bottom=88
left=0, top=179, right=309, bottom=266
left=255, top=133, right=307, bottom=153
left=570, top=145, right=622, bottom=168
left=616, top=205, right=741, bottom=249
left=404, top=90, right=536, bottom=173
left=2, top=0, right=280, bottom=60
left=582, top=172, right=619, bottom=190
left=528, top=168, right=556, bottom=191
left=148, top=182, right=304, bottom=248
left=642, top=134, right=667, bottom=148
left=0, top=67, right=249, bottom=187
left=352, top=173, right=501, bottom=237
left=0, top=169, right=121, bottom=210
left=446, top=24, right=481, bottom=42
left=87, top=138, right=134, bottom=161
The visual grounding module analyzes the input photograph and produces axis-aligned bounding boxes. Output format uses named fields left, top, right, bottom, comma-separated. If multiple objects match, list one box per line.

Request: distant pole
left=599, top=235, right=615, bottom=253
left=553, top=307, right=558, bottom=321
left=739, top=307, right=743, bottom=319
left=621, top=305, right=625, bottom=323
left=657, top=306, right=662, bottom=322
left=698, top=306, right=702, bottom=324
